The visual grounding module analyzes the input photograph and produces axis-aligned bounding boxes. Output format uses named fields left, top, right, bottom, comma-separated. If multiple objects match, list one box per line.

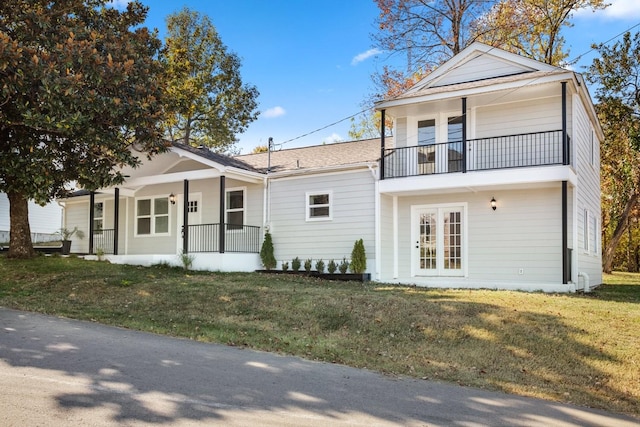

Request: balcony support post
left=113, top=188, right=119, bottom=255
left=562, top=180, right=569, bottom=284
left=562, top=82, right=568, bottom=165
left=462, top=97, right=467, bottom=173
left=89, top=191, right=95, bottom=255
left=380, top=109, right=386, bottom=180
left=183, top=179, right=189, bottom=254
left=219, top=175, right=226, bottom=253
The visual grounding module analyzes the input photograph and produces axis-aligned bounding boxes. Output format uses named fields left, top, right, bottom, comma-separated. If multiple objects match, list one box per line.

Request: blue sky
left=113, top=0, right=640, bottom=154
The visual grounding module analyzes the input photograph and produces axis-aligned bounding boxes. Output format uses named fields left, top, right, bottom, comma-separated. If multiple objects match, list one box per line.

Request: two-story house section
left=375, top=42, right=603, bottom=292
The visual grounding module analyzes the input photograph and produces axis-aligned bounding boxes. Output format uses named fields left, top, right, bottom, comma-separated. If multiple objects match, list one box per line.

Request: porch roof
left=236, top=138, right=382, bottom=173
left=172, top=142, right=259, bottom=173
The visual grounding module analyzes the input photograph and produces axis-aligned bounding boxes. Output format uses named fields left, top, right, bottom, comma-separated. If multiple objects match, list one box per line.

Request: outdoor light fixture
left=169, top=193, right=176, bottom=205
left=490, top=197, right=497, bottom=211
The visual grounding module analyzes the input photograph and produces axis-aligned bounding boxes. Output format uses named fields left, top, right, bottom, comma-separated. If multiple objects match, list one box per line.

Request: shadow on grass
left=1, top=307, right=638, bottom=426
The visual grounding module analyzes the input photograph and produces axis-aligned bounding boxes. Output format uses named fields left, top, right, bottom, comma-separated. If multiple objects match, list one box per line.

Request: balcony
left=382, top=130, right=570, bottom=179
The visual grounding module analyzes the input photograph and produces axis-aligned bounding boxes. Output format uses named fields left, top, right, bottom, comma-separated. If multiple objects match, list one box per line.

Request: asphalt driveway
left=0, top=307, right=638, bottom=426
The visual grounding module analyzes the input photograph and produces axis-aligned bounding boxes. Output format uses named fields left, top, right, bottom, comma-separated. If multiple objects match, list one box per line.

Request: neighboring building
left=0, top=193, right=63, bottom=243
left=60, top=42, right=602, bottom=292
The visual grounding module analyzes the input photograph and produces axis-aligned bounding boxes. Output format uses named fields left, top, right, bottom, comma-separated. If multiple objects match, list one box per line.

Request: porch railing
left=92, top=229, right=115, bottom=255
left=383, top=130, right=570, bottom=179
left=186, top=223, right=261, bottom=253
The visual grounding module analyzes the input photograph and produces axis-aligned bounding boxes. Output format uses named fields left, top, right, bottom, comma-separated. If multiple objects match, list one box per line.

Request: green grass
left=1, top=256, right=639, bottom=417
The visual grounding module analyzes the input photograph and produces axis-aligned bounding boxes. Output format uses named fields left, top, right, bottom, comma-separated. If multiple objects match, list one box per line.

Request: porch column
left=183, top=179, right=189, bottom=254
left=219, top=175, right=226, bottom=253
left=89, top=191, right=95, bottom=255
left=113, top=188, right=119, bottom=255
left=562, top=82, right=568, bottom=165
left=462, top=97, right=467, bottom=173
left=562, top=181, right=569, bottom=284
left=380, top=109, right=386, bottom=180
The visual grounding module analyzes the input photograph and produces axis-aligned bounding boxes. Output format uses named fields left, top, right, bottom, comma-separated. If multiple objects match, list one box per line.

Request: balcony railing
left=382, top=130, right=570, bottom=179
left=185, top=223, right=261, bottom=253
left=93, top=229, right=115, bottom=254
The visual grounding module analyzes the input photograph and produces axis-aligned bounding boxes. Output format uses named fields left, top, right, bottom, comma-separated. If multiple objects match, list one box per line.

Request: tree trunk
left=603, top=192, right=639, bottom=273
left=7, top=191, right=36, bottom=259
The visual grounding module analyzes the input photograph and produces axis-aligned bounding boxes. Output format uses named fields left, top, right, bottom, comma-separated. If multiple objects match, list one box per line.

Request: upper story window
left=136, top=197, right=169, bottom=236
left=226, top=188, right=245, bottom=230
left=418, top=119, right=435, bottom=146
left=306, top=191, right=332, bottom=221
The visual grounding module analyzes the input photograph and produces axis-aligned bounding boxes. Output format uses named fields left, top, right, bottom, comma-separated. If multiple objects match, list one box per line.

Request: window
left=306, top=191, right=332, bottom=221
left=226, top=188, right=245, bottom=230
left=93, top=202, right=104, bottom=235
left=136, top=197, right=169, bottom=236
left=590, top=214, right=597, bottom=255
left=584, top=209, right=590, bottom=252
left=188, top=200, right=198, bottom=213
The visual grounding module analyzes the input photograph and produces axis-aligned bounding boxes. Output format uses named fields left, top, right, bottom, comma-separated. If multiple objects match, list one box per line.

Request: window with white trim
left=93, top=202, right=104, bottom=235
left=590, top=213, right=597, bottom=255
left=226, top=188, right=245, bottom=230
left=306, top=191, right=332, bottom=221
left=136, top=196, right=169, bottom=235
left=584, top=209, right=590, bottom=252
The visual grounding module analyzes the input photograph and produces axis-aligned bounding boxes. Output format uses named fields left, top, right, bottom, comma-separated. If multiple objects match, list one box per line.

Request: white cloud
left=322, top=133, right=343, bottom=144
left=263, top=106, right=286, bottom=118
left=351, top=48, right=383, bottom=66
left=107, top=0, right=130, bottom=9
left=576, top=0, right=640, bottom=20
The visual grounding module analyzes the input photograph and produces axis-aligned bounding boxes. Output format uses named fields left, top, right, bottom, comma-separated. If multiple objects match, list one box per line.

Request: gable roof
left=376, top=42, right=571, bottom=108
left=236, top=138, right=381, bottom=173
left=171, top=142, right=259, bottom=173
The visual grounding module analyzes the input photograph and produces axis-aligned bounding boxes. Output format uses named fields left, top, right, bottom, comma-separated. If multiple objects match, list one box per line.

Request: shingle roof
left=236, top=138, right=382, bottom=173
left=171, top=142, right=260, bottom=173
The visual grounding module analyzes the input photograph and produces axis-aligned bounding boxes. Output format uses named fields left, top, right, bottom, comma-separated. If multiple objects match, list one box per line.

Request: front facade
left=60, top=43, right=602, bottom=292
left=375, top=42, right=602, bottom=291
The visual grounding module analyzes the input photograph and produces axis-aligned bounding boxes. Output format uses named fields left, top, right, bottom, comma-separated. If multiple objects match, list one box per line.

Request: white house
left=59, top=42, right=603, bottom=292
left=0, top=193, right=63, bottom=243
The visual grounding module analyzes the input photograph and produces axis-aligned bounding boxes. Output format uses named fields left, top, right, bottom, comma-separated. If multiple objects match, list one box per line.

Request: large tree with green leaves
left=587, top=31, right=640, bottom=273
left=163, top=8, right=259, bottom=153
left=474, top=0, right=607, bottom=66
left=0, top=0, right=167, bottom=258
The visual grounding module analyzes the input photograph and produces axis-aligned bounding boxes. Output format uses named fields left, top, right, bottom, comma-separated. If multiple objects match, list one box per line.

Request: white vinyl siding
left=269, top=169, right=376, bottom=268
left=433, top=54, right=532, bottom=87
left=475, top=96, right=562, bottom=138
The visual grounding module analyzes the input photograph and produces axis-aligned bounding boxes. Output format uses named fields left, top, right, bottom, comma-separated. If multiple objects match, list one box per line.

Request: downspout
left=578, top=271, right=590, bottom=293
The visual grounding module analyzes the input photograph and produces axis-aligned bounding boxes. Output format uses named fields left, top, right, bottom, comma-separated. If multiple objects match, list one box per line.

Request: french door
left=413, top=205, right=465, bottom=276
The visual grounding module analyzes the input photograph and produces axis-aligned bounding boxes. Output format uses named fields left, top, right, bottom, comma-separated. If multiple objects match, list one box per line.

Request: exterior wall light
left=169, top=193, right=176, bottom=205
left=491, top=197, right=497, bottom=211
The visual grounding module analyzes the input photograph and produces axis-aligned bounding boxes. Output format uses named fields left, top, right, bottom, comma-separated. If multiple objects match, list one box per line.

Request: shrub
left=304, top=258, right=312, bottom=273
left=315, top=259, right=325, bottom=274
left=327, top=259, right=337, bottom=274
left=350, top=239, right=366, bottom=274
left=260, top=231, right=277, bottom=270
left=281, top=261, right=289, bottom=272
left=291, top=257, right=301, bottom=272
left=339, top=257, right=349, bottom=274
left=178, top=250, right=195, bottom=271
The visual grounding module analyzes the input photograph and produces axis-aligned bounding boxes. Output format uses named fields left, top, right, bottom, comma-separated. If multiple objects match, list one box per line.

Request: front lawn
left=1, top=256, right=638, bottom=416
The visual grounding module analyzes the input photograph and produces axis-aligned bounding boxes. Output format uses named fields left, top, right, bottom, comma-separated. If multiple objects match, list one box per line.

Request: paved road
left=0, top=308, right=638, bottom=426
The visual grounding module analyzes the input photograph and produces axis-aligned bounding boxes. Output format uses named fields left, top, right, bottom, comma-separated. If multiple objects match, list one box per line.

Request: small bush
left=260, top=232, right=277, bottom=270
left=339, top=257, right=349, bottom=274
left=304, top=258, right=312, bottom=273
left=315, top=259, right=325, bottom=274
left=327, top=259, right=337, bottom=274
left=350, top=239, right=366, bottom=274
left=281, top=261, right=289, bottom=272
left=178, top=250, right=195, bottom=271
left=291, top=257, right=301, bottom=272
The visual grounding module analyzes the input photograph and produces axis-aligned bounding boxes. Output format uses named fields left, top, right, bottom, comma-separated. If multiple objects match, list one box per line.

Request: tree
left=251, top=145, right=268, bottom=154
left=163, top=8, right=259, bottom=153
left=259, top=231, right=276, bottom=270
left=474, top=0, right=607, bottom=66
left=587, top=31, right=640, bottom=273
left=0, top=0, right=167, bottom=259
